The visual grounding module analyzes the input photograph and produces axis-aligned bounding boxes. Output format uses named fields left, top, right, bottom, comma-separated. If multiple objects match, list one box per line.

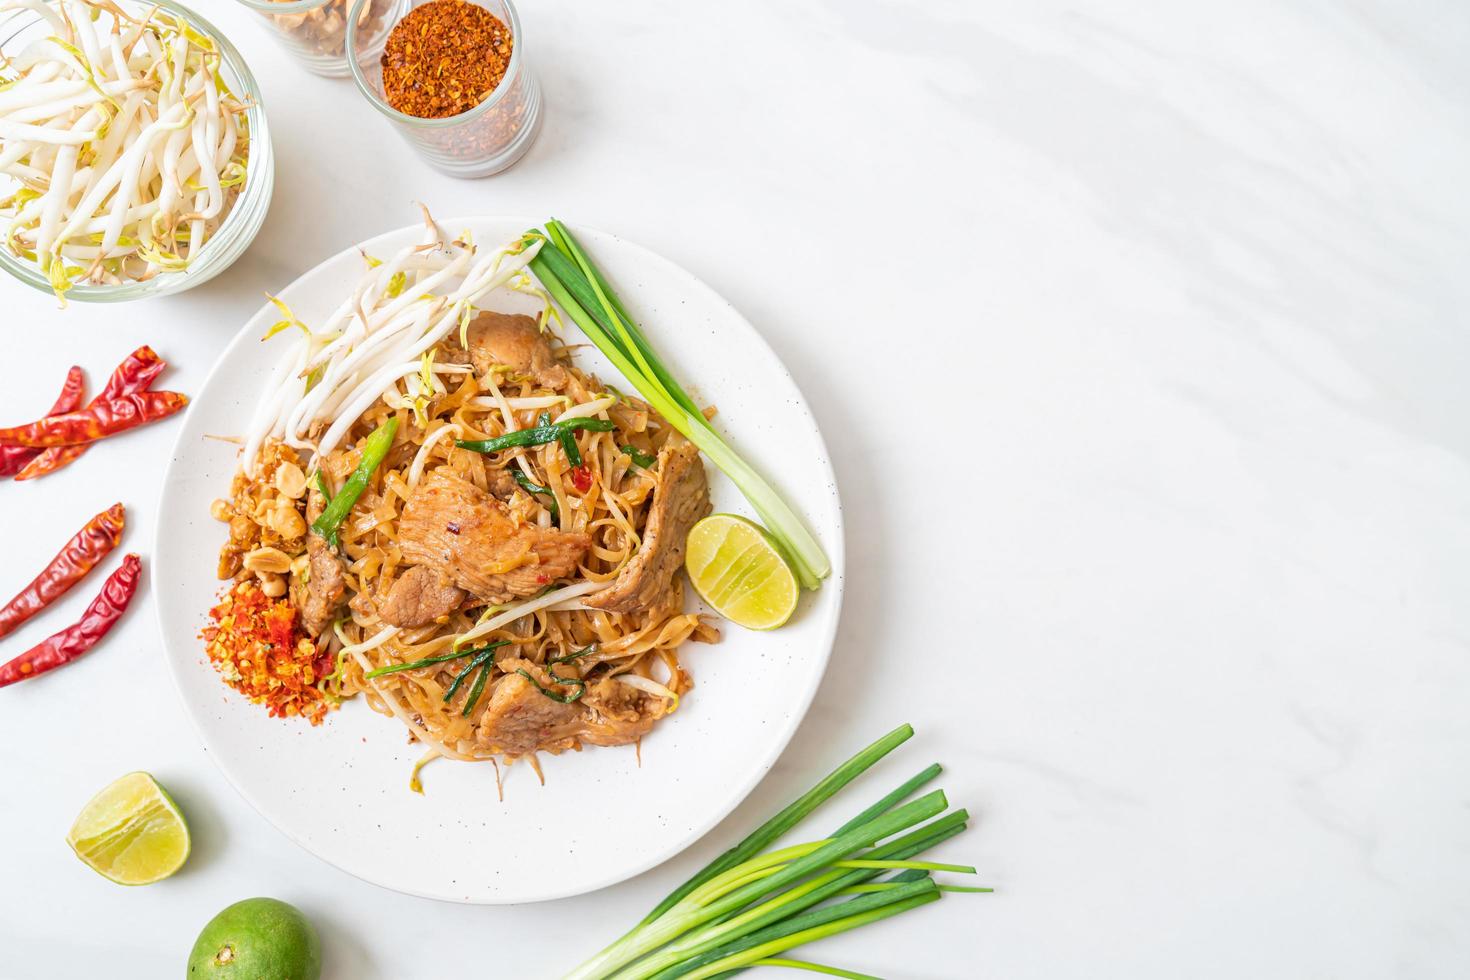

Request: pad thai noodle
left=204, top=212, right=720, bottom=785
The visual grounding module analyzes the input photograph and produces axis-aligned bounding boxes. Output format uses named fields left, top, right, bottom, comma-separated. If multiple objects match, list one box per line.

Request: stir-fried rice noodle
left=212, top=224, right=720, bottom=781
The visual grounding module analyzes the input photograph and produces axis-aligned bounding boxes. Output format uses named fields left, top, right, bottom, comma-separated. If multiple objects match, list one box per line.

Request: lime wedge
left=66, top=771, right=190, bottom=885
left=685, top=514, right=799, bottom=630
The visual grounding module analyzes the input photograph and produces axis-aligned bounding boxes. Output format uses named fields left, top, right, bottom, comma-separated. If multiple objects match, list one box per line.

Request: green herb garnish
left=311, top=469, right=338, bottom=547
left=443, top=643, right=504, bottom=702
left=461, top=660, right=494, bottom=717
left=511, top=468, right=560, bottom=521
left=311, top=416, right=398, bottom=548
left=455, top=416, right=615, bottom=468
left=620, top=445, right=655, bottom=468
left=550, top=644, right=596, bottom=665
left=516, top=667, right=585, bottom=704
left=364, top=640, right=507, bottom=680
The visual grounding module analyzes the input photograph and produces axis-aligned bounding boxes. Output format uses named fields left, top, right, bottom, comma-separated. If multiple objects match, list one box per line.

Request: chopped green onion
left=455, top=417, right=615, bottom=463
left=516, top=667, right=585, bottom=704
left=525, top=221, right=829, bottom=590
left=621, top=445, right=656, bottom=468
left=511, top=468, right=560, bottom=521
left=311, top=417, right=398, bottom=547
left=364, top=641, right=507, bottom=679
left=551, top=644, right=597, bottom=664
left=444, top=644, right=503, bottom=702
left=312, top=469, right=338, bottom=548
left=461, top=660, right=494, bottom=717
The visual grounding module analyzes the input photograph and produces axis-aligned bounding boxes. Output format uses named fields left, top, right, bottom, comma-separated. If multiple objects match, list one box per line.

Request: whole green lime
left=187, top=897, right=321, bottom=980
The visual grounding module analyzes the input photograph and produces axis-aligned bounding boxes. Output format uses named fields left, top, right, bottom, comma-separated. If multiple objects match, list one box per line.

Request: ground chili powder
left=381, top=0, right=514, bottom=119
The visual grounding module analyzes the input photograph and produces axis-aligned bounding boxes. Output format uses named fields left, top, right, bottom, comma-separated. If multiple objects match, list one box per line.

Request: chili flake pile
left=203, top=582, right=336, bottom=725
left=381, top=0, right=514, bottom=118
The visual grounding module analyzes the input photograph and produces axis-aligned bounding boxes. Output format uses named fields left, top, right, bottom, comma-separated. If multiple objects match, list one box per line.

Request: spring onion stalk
left=627, top=811, right=973, bottom=979
left=830, top=764, right=943, bottom=836
left=745, top=960, right=878, bottom=980
left=566, top=791, right=949, bottom=980
left=0, top=0, right=251, bottom=301
left=644, top=880, right=940, bottom=980
left=639, top=724, right=914, bottom=926
left=562, top=725, right=988, bottom=980
left=311, top=416, right=397, bottom=547
left=525, top=221, right=830, bottom=590
left=675, top=892, right=942, bottom=980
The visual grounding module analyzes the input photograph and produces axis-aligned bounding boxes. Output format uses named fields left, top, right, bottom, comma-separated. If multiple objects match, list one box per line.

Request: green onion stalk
left=560, top=724, right=987, bottom=980
left=522, top=221, right=830, bottom=591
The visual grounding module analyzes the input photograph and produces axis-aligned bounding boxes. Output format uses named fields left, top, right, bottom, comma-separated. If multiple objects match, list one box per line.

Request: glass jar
left=346, top=0, right=542, bottom=178
left=235, top=0, right=404, bottom=78
left=0, top=0, right=274, bottom=302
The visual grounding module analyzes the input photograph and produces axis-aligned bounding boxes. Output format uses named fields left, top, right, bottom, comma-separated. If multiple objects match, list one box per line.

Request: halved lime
left=685, top=514, right=799, bottom=630
left=66, top=771, right=190, bottom=885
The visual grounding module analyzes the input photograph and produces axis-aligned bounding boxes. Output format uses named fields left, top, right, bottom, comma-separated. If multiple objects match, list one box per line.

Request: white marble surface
left=2, top=0, right=1468, bottom=976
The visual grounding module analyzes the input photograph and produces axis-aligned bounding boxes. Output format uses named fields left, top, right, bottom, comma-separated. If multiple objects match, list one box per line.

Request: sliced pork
left=398, top=469, right=590, bottom=603
left=291, top=488, right=347, bottom=637
left=464, top=310, right=568, bottom=389
left=585, top=440, right=710, bottom=615
left=475, top=658, right=584, bottom=755
left=377, top=564, right=466, bottom=629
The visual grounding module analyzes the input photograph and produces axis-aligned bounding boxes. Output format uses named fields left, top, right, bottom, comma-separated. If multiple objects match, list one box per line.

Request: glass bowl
left=234, top=0, right=404, bottom=78
left=0, top=0, right=274, bottom=303
left=346, top=0, right=541, bottom=179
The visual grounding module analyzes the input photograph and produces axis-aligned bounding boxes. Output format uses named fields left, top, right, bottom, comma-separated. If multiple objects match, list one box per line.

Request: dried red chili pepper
left=569, top=464, right=593, bottom=493
left=0, top=390, right=188, bottom=448
left=0, top=503, right=125, bottom=641
left=16, top=347, right=165, bottom=481
left=0, top=366, right=84, bottom=477
left=0, top=553, right=140, bottom=688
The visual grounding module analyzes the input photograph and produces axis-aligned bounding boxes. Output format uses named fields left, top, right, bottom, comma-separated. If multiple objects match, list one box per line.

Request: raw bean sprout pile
left=0, top=0, right=251, bottom=299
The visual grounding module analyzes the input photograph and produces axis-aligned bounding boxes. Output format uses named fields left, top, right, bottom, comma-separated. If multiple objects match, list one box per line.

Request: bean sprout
left=0, top=0, right=251, bottom=301
left=240, top=216, right=543, bottom=476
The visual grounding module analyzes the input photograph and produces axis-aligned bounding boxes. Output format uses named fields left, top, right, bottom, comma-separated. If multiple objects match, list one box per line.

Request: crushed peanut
left=243, top=546, right=293, bottom=575
left=217, top=440, right=311, bottom=582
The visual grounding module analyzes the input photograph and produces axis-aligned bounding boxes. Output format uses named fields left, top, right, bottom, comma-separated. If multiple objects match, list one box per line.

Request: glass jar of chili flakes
left=346, top=0, right=542, bottom=177
left=236, top=0, right=399, bottom=78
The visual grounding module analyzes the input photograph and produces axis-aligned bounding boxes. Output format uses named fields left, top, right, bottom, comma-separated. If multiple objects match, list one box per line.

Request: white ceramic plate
left=154, top=217, right=843, bottom=904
